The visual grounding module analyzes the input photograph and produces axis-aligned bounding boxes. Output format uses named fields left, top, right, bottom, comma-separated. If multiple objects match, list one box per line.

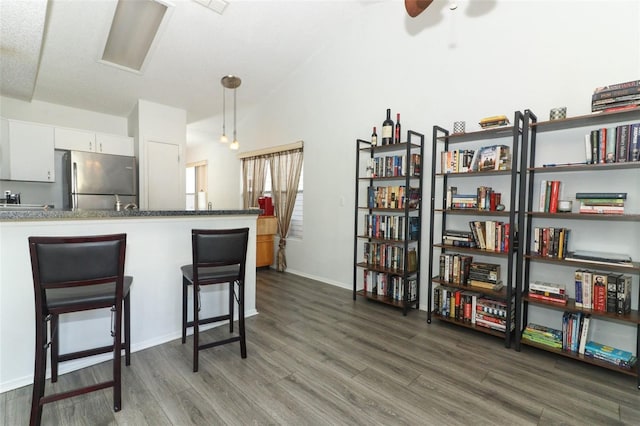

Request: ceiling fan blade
left=405, top=0, right=434, bottom=18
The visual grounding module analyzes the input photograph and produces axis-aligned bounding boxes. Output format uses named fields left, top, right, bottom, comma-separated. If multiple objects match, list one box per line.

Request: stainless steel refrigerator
left=64, top=151, right=138, bottom=210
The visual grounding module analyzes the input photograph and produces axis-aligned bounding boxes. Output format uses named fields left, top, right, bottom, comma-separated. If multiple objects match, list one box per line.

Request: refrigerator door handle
left=72, top=162, right=78, bottom=210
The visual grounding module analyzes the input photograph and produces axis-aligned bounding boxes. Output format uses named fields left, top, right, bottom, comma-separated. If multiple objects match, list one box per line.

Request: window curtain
left=241, top=157, right=268, bottom=209
left=269, top=148, right=303, bottom=272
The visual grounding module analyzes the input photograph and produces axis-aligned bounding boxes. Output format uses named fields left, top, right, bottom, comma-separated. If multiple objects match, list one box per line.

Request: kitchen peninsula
left=0, top=209, right=259, bottom=393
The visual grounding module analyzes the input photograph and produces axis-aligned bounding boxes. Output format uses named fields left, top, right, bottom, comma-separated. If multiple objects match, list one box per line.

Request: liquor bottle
left=381, top=109, right=394, bottom=145
left=371, top=126, right=378, bottom=146
left=394, top=113, right=401, bottom=144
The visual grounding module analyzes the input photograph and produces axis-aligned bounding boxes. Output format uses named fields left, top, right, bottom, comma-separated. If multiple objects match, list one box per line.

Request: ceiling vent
left=100, top=0, right=173, bottom=73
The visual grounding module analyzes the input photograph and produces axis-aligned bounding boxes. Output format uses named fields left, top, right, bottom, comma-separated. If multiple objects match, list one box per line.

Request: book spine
left=527, top=292, right=567, bottom=304
left=549, top=181, right=560, bottom=213
left=575, top=192, right=627, bottom=199
left=592, top=85, right=640, bottom=101
left=578, top=315, right=590, bottom=355
left=606, top=274, right=618, bottom=314
left=590, top=130, right=599, bottom=164
left=630, top=123, right=640, bottom=162
left=574, top=270, right=583, bottom=308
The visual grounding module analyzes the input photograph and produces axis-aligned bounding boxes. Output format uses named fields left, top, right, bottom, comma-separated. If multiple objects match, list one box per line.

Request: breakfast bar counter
left=0, top=210, right=259, bottom=392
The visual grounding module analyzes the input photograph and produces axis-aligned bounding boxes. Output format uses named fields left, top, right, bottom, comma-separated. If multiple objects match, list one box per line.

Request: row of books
left=522, top=323, right=562, bottom=349
left=438, top=256, right=503, bottom=291
left=469, top=220, right=511, bottom=253
left=562, top=312, right=589, bottom=353
left=440, top=149, right=475, bottom=174
left=438, top=253, right=472, bottom=285
left=585, top=123, right=640, bottom=164
left=363, top=242, right=417, bottom=272
left=574, top=269, right=632, bottom=315
left=532, top=227, right=570, bottom=259
left=364, top=214, right=419, bottom=241
left=365, top=153, right=421, bottom=178
left=367, top=185, right=420, bottom=209
left=433, top=286, right=514, bottom=332
left=440, top=144, right=511, bottom=173
left=576, top=192, right=626, bottom=215
left=447, top=186, right=502, bottom=211
left=538, top=180, right=562, bottom=213
left=362, top=270, right=417, bottom=301
left=591, top=79, right=640, bottom=113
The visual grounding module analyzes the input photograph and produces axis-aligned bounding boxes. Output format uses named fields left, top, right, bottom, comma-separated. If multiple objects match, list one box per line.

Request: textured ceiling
left=0, top=0, right=367, bottom=132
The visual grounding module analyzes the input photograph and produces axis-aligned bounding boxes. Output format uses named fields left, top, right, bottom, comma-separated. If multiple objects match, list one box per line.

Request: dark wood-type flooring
left=3, top=269, right=639, bottom=425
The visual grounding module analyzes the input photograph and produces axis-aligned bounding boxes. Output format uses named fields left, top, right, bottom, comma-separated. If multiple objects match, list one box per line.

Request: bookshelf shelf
left=520, top=339, right=638, bottom=378
left=353, top=130, right=424, bottom=315
left=526, top=212, right=640, bottom=221
left=432, top=313, right=510, bottom=339
left=427, top=112, right=525, bottom=348
left=516, top=108, right=640, bottom=389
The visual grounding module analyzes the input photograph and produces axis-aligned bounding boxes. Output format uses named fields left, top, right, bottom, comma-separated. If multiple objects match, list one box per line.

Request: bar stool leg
left=193, top=283, right=199, bottom=372
left=30, top=317, right=47, bottom=426
left=50, top=314, right=59, bottom=382
left=124, top=293, right=131, bottom=366
left=113, top=302, right=122, bottom=412
left=181, top=277, right=188, bottom=344
left=239, top=281, right=247, bottom=359
left=229, top=281, right=234, bottom=333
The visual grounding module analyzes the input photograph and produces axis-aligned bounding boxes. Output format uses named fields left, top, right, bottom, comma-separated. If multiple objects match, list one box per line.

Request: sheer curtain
left=269, top=148, right=303, bottom=271
left=241, top=157, right=268, bottom=208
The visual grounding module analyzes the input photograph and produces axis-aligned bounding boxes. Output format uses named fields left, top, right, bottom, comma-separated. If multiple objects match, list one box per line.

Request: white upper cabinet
left=55, top=127, right=133, bottom=156
left=95, top=133, right=134, bottom=156
left=54, top=127, right=96, bottom=152
left=1, top=119, right=55, bottom=182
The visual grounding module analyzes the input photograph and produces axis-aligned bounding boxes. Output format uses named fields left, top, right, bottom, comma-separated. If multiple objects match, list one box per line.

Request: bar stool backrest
left=29, top=234, right=127, bottom=312
left=192, top=228, right=249, bottom=283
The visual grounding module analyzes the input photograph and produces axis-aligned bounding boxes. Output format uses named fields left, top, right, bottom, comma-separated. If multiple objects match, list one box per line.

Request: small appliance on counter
left=63, top=151, right=138, bottom=210
left=1, top=190, right=21, bottom=204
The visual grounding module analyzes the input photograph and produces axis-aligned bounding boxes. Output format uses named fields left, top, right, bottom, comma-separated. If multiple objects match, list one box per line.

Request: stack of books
left=442, top=229, right=476, bottom=248
left=584, top=341, right=637, bottom=370
left=527, top=281, right=567, bottom=305
left=522, top=323, right=562, bottom=349
left=591, top=79, right=640, bottom=112
left=475, top=297, right=513, bottom=332
left=467, top=262, right=503, bottom=291
left=479, top=115, right=510, bottom=129
left=450, top=193, right=478, bottom=210
left=576, top=192, right=626, bottom=215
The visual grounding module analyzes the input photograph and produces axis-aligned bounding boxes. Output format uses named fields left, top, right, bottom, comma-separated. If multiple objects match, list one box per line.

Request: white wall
left=234, top=0, right=640, bottom=296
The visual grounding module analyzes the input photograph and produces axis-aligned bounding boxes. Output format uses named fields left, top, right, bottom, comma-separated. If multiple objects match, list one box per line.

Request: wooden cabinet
left=257, top=216, right=278, bottom=267
left=353, top=130, right=424, bottom=315
left=55, top=127, right=133, bottom=156
left=516, top=108, right=640, bottom=388
left=428, top=113, right=525, bottom=348
left=1, top=119, right=55, bottom=182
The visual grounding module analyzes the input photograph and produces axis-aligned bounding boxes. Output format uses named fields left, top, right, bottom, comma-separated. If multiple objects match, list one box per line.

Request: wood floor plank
left=4, top=268, right=640, bottom=425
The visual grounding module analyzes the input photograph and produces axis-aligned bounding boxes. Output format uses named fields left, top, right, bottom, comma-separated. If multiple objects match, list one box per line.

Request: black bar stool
left=28, top=234, right=133, bottom=426
left=181, top=228, right=249, bottom=372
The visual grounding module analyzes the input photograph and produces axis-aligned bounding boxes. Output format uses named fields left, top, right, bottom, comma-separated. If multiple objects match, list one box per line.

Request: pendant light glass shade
left=220, top=75, right=241, bottom=150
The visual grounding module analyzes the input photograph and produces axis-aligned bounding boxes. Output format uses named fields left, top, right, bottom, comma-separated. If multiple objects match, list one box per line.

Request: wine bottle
left=371, top=126, right=378, bottom=146
left=394, top=113, right=401, bottom=144
left=381, top=109, right=394, bottom=145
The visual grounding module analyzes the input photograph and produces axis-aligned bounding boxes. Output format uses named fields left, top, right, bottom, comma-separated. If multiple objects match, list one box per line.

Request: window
left=186, top=161, right=207, bottom=210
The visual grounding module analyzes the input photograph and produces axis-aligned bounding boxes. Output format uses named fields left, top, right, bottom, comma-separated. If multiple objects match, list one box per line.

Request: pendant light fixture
left=220, top=75, right=241, bottom=150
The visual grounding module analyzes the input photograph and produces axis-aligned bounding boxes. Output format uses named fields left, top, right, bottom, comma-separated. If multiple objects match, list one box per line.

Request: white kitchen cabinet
left=54, top=127, right=96, bottom=152
left=55, top=128, right=133, bottom=156
left=1, top=119, right=55, bottom=182
left=95, top=133, right=134, bottom=156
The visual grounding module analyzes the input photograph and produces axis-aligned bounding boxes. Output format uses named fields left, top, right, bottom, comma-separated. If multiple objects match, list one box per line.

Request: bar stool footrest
left=199, top=336, right=241, bottom=351
left=40, top=380, right=115, bottom=405
left=186, top=313, right=233, bottom=328
left=58, top=344, right=128, bottom=363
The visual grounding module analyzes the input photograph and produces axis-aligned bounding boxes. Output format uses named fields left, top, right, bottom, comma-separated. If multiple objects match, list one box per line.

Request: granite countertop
left=0, top=208, right=261, bottom=221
